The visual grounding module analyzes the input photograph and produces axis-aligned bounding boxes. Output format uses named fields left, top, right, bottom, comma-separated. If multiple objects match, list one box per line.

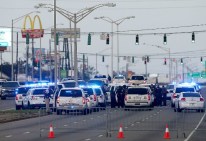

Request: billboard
left=0, top=28, right=11, bottom=47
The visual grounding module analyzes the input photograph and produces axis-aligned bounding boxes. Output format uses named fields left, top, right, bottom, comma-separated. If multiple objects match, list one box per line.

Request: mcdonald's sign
left=21, top=15, right=44, bottom=38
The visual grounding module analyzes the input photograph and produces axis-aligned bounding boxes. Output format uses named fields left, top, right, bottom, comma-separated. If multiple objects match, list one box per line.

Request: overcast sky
left=0, top=0, right=206, bottom=79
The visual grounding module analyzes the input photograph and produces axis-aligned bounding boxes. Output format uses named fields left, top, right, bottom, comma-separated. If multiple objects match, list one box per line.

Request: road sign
left=0, top=42, right=8, bottom=47
left=201, top=72, right=206, bottom=78
left=192, top=72, right=200, bottom=78
left=51, top=28, right=80, bottom=38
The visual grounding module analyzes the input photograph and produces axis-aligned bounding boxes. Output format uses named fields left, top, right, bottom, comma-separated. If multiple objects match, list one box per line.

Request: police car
left=56, top=87, right=92, bottom=115
left=171, top=84, right=196, bottom=107
left=15, top=86, right=32, bottom=110
left=82, top=87, right=98, bottom=108
left=22, top=88, right=54, bottom=109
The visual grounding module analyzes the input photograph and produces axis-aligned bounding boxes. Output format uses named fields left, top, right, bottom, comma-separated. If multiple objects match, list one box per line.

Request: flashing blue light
left=89, top=85, right=100, bottom=88
left=79, top=85, right=85, bottom=88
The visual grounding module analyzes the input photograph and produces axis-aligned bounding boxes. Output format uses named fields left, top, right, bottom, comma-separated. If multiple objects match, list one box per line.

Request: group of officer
left=150, top=84, right=167, bottom=106
left=110, top=83, right=168, bottom=108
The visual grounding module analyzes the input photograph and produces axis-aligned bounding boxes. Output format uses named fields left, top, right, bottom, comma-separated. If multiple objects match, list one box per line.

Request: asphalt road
left=0, top=86, right=206, bottom=141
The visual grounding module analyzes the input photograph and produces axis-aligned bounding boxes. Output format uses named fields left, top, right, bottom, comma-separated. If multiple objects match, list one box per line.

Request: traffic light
left=135, top=34, right=139, bottom=45
left=164, top=58, right=167, bottom=65
left=146, top=56, right=149, bottom=62
left=132, top=56, right=134, bottom=63
left=181, top=58, right=183, bottom=64
left=192, top=32, right=195, bottom=43
left=88, top=33, right=91, bottom=45
left=56, top=33, right=59, bottom=45
left=201, top=57, right=203, bottom=63
left=163, top=34, right=167, bottom=45
left=102, top=55, right=104, bottom=62
left=26, top=33, right=30, bottom=44
left=106, top=34, right=109, bottom=45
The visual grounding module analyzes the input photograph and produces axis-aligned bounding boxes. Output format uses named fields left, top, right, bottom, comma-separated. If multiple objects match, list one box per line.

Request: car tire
left=174, top=108, right=176, bottom=112
left=56, top=109, right=62, bottom=115
left=16, top=105, right=21, bottom=110
left=82, top=109, right=87, bottom=115
left=171, top=102, right=174, bottom=108
left=177, top=104, right=181, bottom=112
left=201, top=109, right=205, bottom=113
left=1, top=97, right=6, bottom=100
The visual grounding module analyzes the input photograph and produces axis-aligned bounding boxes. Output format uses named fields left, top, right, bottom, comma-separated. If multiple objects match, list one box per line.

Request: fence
left=38, top=107, right=206, bottom=139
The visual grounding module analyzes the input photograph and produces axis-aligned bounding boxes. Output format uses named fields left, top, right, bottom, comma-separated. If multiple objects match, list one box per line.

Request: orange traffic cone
left=48, top=124, right=55, bottom=138
left=164, top=124, right=170, bottom=139
left=117, top=124, right=124, bottom=139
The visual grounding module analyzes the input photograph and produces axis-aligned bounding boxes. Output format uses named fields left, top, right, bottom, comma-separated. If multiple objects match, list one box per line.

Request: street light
left=94, top=16, right=135, bottom=77
left=35, top=2, right=116, bottom=86
left=143, top=43, right=171, bottom=83
left=11, top=11, right=40, bottom=81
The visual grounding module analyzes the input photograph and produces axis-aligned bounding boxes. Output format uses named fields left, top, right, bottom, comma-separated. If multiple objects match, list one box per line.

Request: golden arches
left=22, top=15, right=42, bottom=30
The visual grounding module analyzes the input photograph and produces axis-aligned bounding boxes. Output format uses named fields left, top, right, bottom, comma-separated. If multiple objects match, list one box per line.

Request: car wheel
left=174, top=108, right=176, bottom=112
left=177, top=104, right=181, bottom=112
left=28, top=102, right=33, bottom=109
left=201, top=109, right=205, bottom=113
left=16, top=105, right=21, bottom=110
left=56, top=109, right=62, bottom=115
left=82, top=109, right=87, bottom=115
left=1, top=97, right=6, bottom=100
left=171, top=102, right=174, bottom=107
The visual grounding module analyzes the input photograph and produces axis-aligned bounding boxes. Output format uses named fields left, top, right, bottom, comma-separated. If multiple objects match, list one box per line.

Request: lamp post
left=143, top=43, right=171, bottom=83
left=35, top=2, right=116, bottom=86
left=11, top=11, right=39, bottom=81
left=94, top=16, right=135, bottom=76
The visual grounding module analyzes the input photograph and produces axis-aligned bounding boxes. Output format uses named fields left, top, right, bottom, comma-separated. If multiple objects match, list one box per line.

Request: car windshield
left=114, top=76, right=124, bottom=79
left=183, top=93, right=200, bottom=97
left=17, top=87, right=31, bottom=94
left=128, top=88, right=148, bottom=95
left=131, top=76, right=144, bottom=80
left=167, top=85, right=174, bottom=89
left=33, top=89, right=46, bottom=95
left=78, top=81, right=86, bottom=86
left=2, top=82, right=19, bottom=87
left=94, top=75, right=106, bottom=79
left=176, top=87, right=195, bottom=93
left=82, top=88, right=93, bottom=95
left=60, top=89, right=82, bottom=97
left=62, top=82, right=76, bottom=88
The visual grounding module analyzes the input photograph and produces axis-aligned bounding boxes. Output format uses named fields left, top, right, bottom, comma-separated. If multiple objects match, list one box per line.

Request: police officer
left=44, top=89, right=52, bottom=114
left=161, top=85, right=167, bottom=106
left=155, top=85, right=162, bottom=106
left=116, top=86, right=123, bottom=108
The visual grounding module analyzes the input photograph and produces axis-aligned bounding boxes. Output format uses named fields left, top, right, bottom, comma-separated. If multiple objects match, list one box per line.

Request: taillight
left=93, top=94, right=97, bottom=101
left=125, top=94, right=127, bottom=101
left=15, top=95, right=18, bottom=100
left=148, top=94, right=151, bottom=101
left=82, top=97, right=86, bottom=104
left=200, top=98, right=204, bottom=101
left=181, top=98, right=186, bottom=101
left=172, top=93, right=176, bottom=98
left=57, top=97, right=60, bottom=104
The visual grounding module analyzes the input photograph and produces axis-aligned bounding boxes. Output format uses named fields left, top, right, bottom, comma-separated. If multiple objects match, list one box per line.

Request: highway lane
left=0, top=105, right=205, bottom=141
left=0, top=86, right=206, bottom=140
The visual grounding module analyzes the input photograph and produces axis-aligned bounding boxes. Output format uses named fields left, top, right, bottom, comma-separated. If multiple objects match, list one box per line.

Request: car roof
left=61, top=87, right=82, bottom=90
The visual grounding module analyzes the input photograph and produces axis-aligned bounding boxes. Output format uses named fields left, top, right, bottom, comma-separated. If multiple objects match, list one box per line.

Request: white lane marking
left=184, top=112, right=206, bottom=141
left=150, top=115, right=153, bottom=117
left=85, top=138, right=91, bottom=141
left=1, top=108, right=15, bottom=111
left=74, top=121, right=78, bottom=124
left=153, top=113, right=157, bottom=116
left=90, top=118, right=94, bottom=120
left=136, top=121, right=140, bottom=124
left=64, top=124, right=68, bottom=127
left=98, top=135, right=103, bottom=137
left=131, top=124, right=134, bottom=126
left=41, top=129, right=44, bottom=132
left=125, top=126, right=128, bottom=129
left=5, top=135, right=12, bottom=138
left=23, top=131, right=30, bottom=134
left=83, top=120, right=86, bottom=122
left=146, top=117, right=149, bottom=120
